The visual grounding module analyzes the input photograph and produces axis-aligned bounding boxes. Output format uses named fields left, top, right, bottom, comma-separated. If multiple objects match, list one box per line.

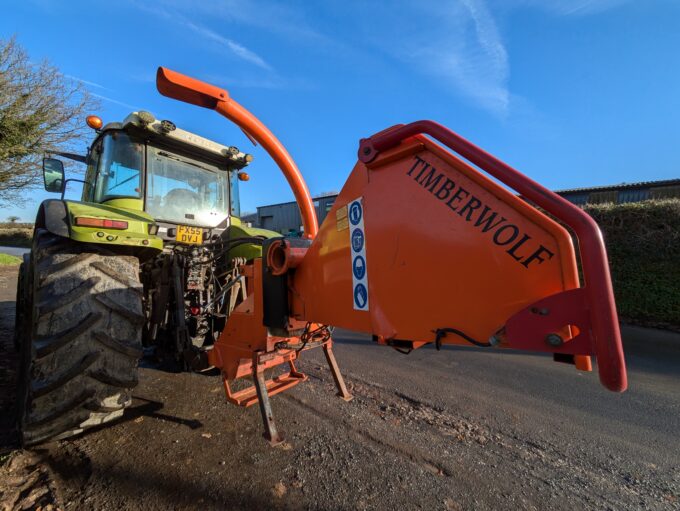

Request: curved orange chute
left=156, top=67, right=318, bottom=238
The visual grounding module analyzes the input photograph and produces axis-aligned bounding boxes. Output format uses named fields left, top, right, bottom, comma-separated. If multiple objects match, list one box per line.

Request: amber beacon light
left=86, top=115, right=103, bottom=130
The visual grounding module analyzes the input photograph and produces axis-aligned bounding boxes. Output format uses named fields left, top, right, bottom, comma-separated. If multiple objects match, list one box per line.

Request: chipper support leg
left=252, top=356, right=284, bottom=447
left=323, top=342, right=353, bottom=402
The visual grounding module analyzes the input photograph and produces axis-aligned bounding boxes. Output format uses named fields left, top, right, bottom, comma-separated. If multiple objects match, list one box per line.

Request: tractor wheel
left=13, top=253, right=30, bottom=352
left=18, top=229, right=144, bottom=446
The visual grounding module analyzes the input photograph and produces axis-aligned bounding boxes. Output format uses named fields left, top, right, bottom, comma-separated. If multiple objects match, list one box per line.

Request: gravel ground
left=1, top=264, right=679, bottom=510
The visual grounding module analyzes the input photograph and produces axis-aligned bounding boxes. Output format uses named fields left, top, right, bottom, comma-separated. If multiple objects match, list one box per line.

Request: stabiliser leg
left=224, top=340, right=353, bottom=446
left=249, top=342, right=352, bottom=446
left=252, top=352, right=284, bottom=447
left=323, top=341, right=353, bottom=402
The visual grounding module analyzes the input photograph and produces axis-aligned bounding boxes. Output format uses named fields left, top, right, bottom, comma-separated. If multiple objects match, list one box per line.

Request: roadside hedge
left=0, top=225, right=32, bottom=248
left=584, top=199, right=680, bottom=329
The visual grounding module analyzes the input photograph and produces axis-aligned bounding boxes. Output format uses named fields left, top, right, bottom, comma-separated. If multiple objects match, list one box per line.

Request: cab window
left=94, top=132, right=143, bottom=202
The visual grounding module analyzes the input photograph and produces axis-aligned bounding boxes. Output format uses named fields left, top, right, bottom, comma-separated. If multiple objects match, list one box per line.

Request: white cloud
left=182, top=19, right=271, bottom=70
left=456, top=0, right=510, bottom=114
left=159, top=0, right=331, bottom=46
left=91, top=93, right=138, bottom=111
left=357, top=0, right=633, bottom=115
left=367, top=0, right=511, bottom=116
left=64, top=75, right=136, bottom=110
left=134, top=3, right=271, bottom=70
left=64, top=74, right=109, bottom=91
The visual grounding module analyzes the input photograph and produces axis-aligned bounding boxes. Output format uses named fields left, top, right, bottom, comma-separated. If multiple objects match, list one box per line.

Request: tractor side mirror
left=43, top=158, right=65, bottom=193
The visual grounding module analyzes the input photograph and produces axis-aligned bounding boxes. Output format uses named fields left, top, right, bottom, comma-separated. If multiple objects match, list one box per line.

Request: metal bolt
left=545, top=333, right=563, bottom=347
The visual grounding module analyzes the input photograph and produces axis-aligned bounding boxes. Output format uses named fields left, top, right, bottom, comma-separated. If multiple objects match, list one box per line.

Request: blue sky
left=2, top=0, right=679, bottom=221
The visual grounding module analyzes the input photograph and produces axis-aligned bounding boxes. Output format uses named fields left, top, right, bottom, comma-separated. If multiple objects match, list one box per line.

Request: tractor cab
left=77, top=112, right=251, bottom=242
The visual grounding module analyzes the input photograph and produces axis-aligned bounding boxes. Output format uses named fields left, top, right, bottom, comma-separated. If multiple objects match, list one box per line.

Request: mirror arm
left=60, top=178, right=92, bottom=200
left=50, top=151, right=87, bottom=164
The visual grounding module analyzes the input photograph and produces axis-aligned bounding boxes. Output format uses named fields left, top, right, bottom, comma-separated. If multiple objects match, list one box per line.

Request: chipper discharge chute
left=156, top=67, right=626, bottom=445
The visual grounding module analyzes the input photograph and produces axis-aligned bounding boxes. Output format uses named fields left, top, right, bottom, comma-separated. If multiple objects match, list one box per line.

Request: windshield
left=146, top=146, right=230, bottom=228
left=94, top=132, right=143, bottom=202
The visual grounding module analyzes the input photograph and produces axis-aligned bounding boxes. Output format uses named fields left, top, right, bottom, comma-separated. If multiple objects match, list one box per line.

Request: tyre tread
left=19, top=232, right=143, bottom=446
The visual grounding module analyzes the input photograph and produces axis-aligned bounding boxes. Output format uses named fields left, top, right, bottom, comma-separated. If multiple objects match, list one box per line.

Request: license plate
left=176, top=225, right=203, bottom=244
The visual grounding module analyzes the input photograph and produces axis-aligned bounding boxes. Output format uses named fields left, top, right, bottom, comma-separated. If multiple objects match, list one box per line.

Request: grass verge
left=0, top=253, right=22, bottom=265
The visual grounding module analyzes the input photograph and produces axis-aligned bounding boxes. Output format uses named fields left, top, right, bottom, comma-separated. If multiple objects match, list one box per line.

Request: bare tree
left=0, top=37, right=98, bottom=206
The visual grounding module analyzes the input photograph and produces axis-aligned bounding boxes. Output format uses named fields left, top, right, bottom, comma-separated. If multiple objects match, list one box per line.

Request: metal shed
left=245, top=179, right=679, bottom=233
left=255, top=194, right=338, bottom=235
left=556, top=179, right=680, bottom=205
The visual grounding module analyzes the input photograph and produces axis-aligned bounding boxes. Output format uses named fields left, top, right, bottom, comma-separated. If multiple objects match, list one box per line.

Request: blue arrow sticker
left=351, top=228, right=364, bottom=252
left=349, top=201, right=362, bottom=226
left=352, top=255, right=366, bottom=280
left=354, top=283, right=368, bottom=309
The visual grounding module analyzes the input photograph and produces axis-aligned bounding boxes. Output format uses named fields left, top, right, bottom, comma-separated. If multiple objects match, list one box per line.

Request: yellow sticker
left=336, top=205, right=349, bottom=231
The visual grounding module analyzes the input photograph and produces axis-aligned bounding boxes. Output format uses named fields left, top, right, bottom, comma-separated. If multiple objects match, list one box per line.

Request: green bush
left=584, top=199, right=680, bottom=328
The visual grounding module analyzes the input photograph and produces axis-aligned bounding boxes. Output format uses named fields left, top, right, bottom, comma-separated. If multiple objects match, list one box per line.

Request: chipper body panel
left=291, top=138, right=581, bottom=349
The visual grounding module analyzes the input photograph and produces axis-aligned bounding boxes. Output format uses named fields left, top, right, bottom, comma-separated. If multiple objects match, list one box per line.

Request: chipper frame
left=156, top=67, right=627, bottom=445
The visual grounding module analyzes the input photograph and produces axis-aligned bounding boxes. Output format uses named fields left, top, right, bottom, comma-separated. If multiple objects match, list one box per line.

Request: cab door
left=81, top=140, right=102, bottom=202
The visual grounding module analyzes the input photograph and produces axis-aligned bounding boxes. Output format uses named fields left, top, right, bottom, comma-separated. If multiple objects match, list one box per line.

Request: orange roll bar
left=156, top=67, right=318, bottom=239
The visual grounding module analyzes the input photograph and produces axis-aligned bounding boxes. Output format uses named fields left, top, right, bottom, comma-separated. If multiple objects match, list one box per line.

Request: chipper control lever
left=156, top=67, right=627, bottom=445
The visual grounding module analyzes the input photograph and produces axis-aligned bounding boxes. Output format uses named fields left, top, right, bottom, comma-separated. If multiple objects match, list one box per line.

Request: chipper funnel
left=290, top=122, right=626, bottom=393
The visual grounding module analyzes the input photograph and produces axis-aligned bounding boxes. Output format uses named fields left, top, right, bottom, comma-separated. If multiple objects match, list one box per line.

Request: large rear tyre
left=18, top=229, right=144, bottom=446
left=13, top=253, right=30, bottom=352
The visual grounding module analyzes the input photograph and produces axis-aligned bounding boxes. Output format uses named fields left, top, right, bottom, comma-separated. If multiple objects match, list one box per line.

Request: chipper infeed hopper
left=157, top=67, right=627, bottom=445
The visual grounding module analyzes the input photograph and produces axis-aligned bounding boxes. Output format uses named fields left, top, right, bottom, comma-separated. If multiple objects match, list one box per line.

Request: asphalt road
left=1, top=264, right=679, bottom=510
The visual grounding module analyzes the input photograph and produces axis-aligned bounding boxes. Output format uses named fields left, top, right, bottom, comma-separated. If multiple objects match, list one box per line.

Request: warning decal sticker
left=348, top=198, right=369, bottom=311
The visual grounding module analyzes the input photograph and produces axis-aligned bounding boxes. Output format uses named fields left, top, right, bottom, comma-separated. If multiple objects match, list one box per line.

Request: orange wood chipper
left=156, top=67, right=626, bottom=446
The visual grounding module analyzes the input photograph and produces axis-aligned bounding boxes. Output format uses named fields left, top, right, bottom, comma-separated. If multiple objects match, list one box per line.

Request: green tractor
left=14, top=111, right=273, bottom=445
